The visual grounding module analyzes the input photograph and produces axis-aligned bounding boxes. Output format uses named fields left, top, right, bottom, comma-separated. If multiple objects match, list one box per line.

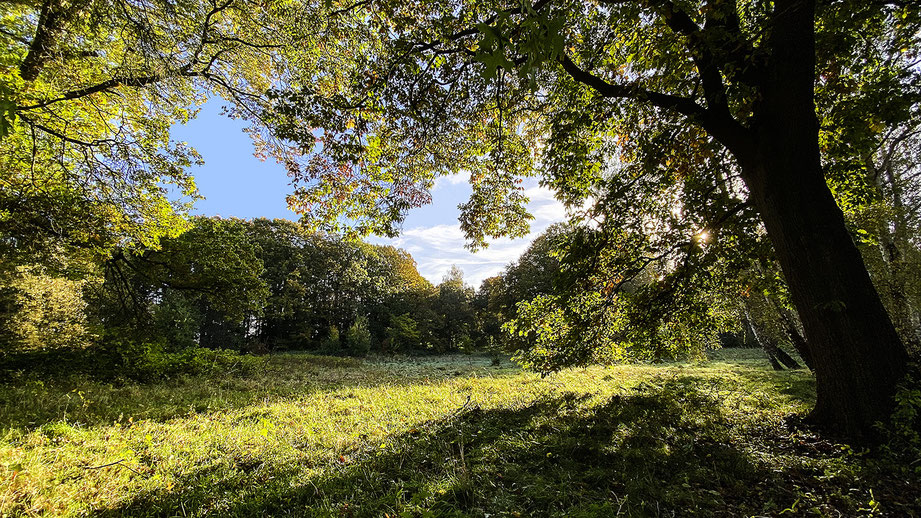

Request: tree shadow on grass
left=727, top=367, right=816, bottom=406
left=90, top=375, right=906, bottom=518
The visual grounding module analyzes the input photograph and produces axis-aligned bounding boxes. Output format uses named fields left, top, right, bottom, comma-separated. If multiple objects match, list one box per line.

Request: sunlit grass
left=1, top=351, right=917, bottom=516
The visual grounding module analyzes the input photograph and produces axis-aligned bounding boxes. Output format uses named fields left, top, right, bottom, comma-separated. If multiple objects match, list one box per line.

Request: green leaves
left=473, top=8, right=566, bottom=86
left=0, top=98, right=15, bottom=139
left=474, top=22, right=512, bottom=80
left=0, top=81, right=19, bottom=139
left=1, top=0, right=343, bottom=256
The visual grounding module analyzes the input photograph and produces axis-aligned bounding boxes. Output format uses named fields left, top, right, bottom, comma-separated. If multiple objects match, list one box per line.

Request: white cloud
left=375, top=181, right=569, bottom=287
left=432, top=172, right=471, bottom=191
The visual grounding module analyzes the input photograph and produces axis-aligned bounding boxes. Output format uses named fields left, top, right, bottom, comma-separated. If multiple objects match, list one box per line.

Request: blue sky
left=171, top=100, right=567, bottom=287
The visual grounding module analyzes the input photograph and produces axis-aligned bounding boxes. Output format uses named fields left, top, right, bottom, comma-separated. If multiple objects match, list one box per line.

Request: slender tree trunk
left=867, top=151, right=921, bottom=356
left=745, top=309, right=801, bottom=370
left=736, top=0, right=910, bottom=439
left=771, top=343, right=801, bottom=370
left=772, top=300, right=814, bottom=370
left=765, top=349, right=784, bottom=371
left=873, top=226, right=921, bottom=350
left=745, top=317, right=783, bottom=370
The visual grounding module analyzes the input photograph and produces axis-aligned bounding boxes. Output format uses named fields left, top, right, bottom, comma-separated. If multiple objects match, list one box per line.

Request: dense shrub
left=0, top=266, right=95, bottom=351
left=319, top=326, right=341, bottom=354
left=0, top=340, right=263, bottom=383
left=119, top=342, right=265, bottom=382
left=345, top=316, right=372, bottom=356
left=879, top=370, right=921, bottom=474
left=385, top=313, right=422, bottom=351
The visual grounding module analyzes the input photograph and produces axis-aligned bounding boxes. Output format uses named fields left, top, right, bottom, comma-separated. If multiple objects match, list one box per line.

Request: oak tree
left=267, top=0, right=920, bottom=438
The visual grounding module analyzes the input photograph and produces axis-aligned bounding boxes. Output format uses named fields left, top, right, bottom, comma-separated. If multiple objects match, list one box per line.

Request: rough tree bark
left=734, top=0, right=910, bottom=438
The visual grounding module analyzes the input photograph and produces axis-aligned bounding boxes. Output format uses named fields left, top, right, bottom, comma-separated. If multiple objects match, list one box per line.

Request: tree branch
left=598, top=0, right=762, bottom=88
left=558, top=54, right=705, bottom=119
left=328, top=0, right=374, bottom=18
left=18, top=74, right=176, bottom=111
left=559, top=54, right=754, bottom=158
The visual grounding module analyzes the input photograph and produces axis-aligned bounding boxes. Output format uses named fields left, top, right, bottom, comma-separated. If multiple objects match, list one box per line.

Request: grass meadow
left=1, top=350, right=919, bottom=517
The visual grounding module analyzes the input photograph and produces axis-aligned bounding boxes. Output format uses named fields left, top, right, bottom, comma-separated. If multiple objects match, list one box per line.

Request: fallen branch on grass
left=82, top=459, right=142, bottom=475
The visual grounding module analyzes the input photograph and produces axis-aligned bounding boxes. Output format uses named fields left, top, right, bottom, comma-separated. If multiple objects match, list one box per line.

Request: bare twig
left=82, top=459, right=142, bottom=475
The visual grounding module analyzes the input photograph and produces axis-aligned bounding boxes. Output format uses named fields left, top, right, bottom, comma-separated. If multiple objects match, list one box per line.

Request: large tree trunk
left=736, top=0, right=910, bottom=439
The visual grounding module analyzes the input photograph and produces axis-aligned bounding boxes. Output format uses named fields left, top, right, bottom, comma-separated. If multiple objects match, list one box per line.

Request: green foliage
left=267, top=3, right=545, bottom=248
left=0, top=0, right=356, bottom=255
left=263, top=1, right=921, bottom=436
left=474, top=4, right=566, bottom=86
left=481, top=222, right=741, bottom=370
left=0, top=264, right=96, bottom=351
left=892, top=376, right=921, bottom=444
left=878, top=369, right=921, bottom=472
left=432, top=266, right=476, bottom=352
left=0, top=83, right=15, bottom=138
left=384, top=313, right=421, bottom=351
left=89, top=216, right=269, bottom=352
left=0, top=338, right=262, bottom=384
left=242, top=218, right=439, bottom=353
left=0, top=210, right=485, bottom=371
left=149, top=217, right=268, bottom=324
left=345, top=316, right=372, bottom=357
left=151, top=293, right=202, bottom=352
left=0, top=0, right=373, bottom=370
left=123, top=345, right=264, bottom=383
left=1, top=213, right=484, bottom=365
left=322, top=326, right=341, bottom=353
left=508, top=293, right=614, bottom=372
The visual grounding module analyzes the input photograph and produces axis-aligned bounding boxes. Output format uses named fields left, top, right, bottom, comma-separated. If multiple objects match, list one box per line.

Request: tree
left=266, top=0, right=920, bottom=437
left=364, top=244, right=434, bottom=350
left=472, top=275, right=507, bottom=350
left=384, top=312, right=423, bottom=351
left=98, top=217, right=268, bottom=348
left=502, top=224, right=566, bottom=310
left=433, top=266, right=476, bottom=351
left=474, top=224, right=568, bottom=354
left=0, top=263, right=96, bottom=351
left=246, top=219, right=327, bottom=349
left=742, top=299, right=802, bottom=371
left=858, top=124, right=921, bottom=359
left=244, top=218, right=435, bottom=353
left=0, top=0, right=352, bottom=255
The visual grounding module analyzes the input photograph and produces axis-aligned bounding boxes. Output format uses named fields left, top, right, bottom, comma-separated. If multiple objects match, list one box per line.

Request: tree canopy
left=0, top=0, right=352, bottom=256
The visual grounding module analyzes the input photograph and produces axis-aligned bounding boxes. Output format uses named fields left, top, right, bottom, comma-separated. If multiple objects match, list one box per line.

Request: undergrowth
left=0, top=342, right=263, bottom=384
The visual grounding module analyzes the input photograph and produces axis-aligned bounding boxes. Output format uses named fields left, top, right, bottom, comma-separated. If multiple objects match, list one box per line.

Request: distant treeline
left=1, top=217, right=522, bottom=358
left=7, top=214, right=897, bottom=374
